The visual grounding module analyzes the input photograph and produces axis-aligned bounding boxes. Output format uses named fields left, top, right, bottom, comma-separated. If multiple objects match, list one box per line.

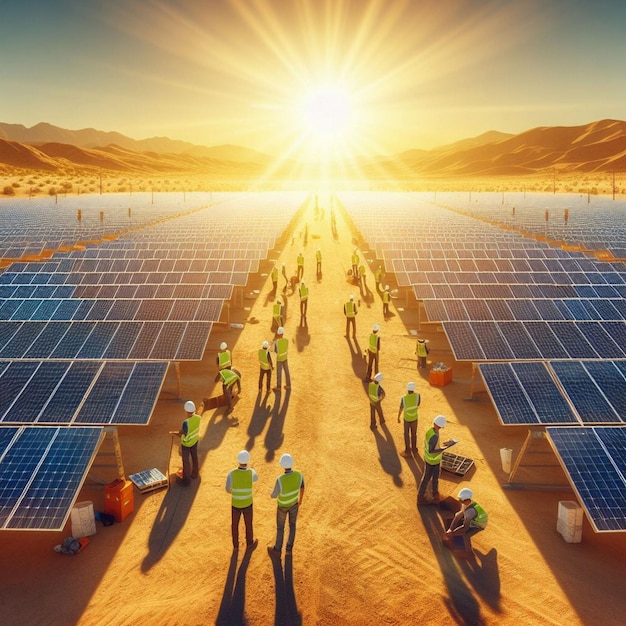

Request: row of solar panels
left=424, top=298, right=626, bottom=322
left=443, top=320, right=626, bottom=361
left=478, top=360, right=626, bottom=426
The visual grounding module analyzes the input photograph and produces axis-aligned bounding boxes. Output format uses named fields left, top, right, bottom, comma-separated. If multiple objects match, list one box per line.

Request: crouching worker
left=446, top=488, right=488, bottom=538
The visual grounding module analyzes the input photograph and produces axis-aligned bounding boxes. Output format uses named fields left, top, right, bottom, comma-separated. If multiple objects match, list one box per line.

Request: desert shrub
left=48, top=187, right=57, bottom=196
left=2, top=186, right=16, bottom=196
left=12, top=182, right=19, bottom=188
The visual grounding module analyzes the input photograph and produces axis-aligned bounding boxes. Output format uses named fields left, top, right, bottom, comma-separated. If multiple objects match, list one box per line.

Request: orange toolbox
left=104, top=478, right=134, bottom=522
left=429, top=368, right=453, bottom=387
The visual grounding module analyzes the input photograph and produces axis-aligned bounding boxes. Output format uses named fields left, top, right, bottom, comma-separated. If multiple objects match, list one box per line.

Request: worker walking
left=172, top=400, right=201, bottom=486
left=271, top=265, right=278, bottom=292
left=418, top=415, right=455, bottom=505
left=296, top=251, right=304, bottom=281
left=416, top=338, right=430, bottom=369
left=225, top=450, right=258, bottom=551
left=316, top=248, right=322, bottom=275
left=375, top=265, right=384, bottom=291
left=299, top=280, right=309, bottom=322
left=397, top=382, right=420, bottom=457
left=258, top=340, right=273, bottom=392
left=273, top=327, right=291, bottom=391
left=219, top=368, right=241, bottom=415
left=217, top=342, right=232, bottom=372
left=364, top=324, right=381, bottom=381
left=272, top=299, right=284, bottom=331
left=369, top=372, right=386, bottom=429
left=269, top=453, right=305, bottom=555
left=445, top=488, right=488, bottom=538
left=281, top=263, right=289, bottom=291
left=382, top=285, right=391, bottom=317
left=344, top=294, right=358, bottom=338
left=351, top=249, right=360, bottom=280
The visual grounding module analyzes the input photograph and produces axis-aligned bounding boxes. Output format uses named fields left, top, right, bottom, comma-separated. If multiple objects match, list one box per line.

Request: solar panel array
left=0, top=426, right=104, bottom=530
left=546, top=426, right=626, bottom=532
left=0, top=191, right=307, bottom=531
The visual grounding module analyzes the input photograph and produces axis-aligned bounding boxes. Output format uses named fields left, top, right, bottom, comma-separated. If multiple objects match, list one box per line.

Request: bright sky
left=1, top=0, right=626, bottom=161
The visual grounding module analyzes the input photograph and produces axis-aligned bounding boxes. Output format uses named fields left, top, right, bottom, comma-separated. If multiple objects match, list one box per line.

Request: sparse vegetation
left=2, top=185, right=16, bottom=196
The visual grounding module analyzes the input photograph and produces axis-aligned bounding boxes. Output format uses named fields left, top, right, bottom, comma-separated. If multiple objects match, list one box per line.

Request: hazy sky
left=1, top=0, right=625, bottom=158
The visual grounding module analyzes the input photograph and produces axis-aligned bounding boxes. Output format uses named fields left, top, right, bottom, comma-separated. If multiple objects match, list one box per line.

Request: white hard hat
left=220, top=342, right=228, bottom=350
left=301, top=280, right=305, bottom=285
left=384, top=285, right=390, bottom=291
left=349, top=294, right=354, bottom=301
left=372, top=324, right=380, bottom=332
left=458, top=488, right=473, bottom=500
left=374, top=373, right=383, bottom=383
left=184, top=400, right=196, bottom=413
left=407, top=382, right=416, bottom=392
left=434, top=415, right=447, bottom=428
left=277, top=326, right=284, bottom=335
left=280, top=453, right=293, bottom=469
left=237, top=450, right=250, bottom=464
left=262, top=340, right=269, bottom=349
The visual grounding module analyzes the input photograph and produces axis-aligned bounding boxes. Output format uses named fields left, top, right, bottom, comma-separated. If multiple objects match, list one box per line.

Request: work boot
left=399, top=450, right=411, bottom=458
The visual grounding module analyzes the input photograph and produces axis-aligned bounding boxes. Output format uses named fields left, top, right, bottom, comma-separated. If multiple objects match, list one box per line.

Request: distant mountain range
left=1, top=119, right=625, bottom=178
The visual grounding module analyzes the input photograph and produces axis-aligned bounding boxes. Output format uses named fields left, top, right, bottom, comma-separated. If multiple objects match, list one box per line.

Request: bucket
left=71, top=501, right=96, bottom=537
left=500, top=448, right=513, bottom=473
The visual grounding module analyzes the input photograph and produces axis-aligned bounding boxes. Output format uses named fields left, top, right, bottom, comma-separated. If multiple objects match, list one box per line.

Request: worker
left=216, top=342, right=232, bottom=372
left=299, top=280, right=309, bottom=321
left=219, top=367, right=241, bottom=415
left=272, top=299, right=284, bottom=330
left=171, top=400, right=201, bottom=486
left=375, top=265, right=384, bottom=290
left=344, top=294, right=358, bottom=338
left=416, top=338, right=430, bottom=369
left=359, top=264, right=366, bottom=288
left=445, top=488, right=488, bottom=537
left=296, top=251, right=304, bottom=281
left=351, top=249, right=359, bottom=279
left=273, top=326, right=291, bottom=391
left=269, top=453, right=305, bottom=555
left=418, top=415, right=455, bottom=505
left=271, top=264, right=278, bottom=292
left=258, top=340, right=273, bottom=393
left=364, top=324, right=381, bottom=381
left=281, top=263, right=289, bottom=291
left=382, top=285, right=391, bottom=317
left=397, top=382, right=420, bottom=457
left=225, top=450, right=258, bottom=551
left=316, top=248, right=322, bottom=274
left=369, top=372, right=386, bottom=429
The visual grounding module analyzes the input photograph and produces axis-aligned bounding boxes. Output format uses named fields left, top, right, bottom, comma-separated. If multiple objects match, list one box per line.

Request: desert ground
left=0, top=194, right=625, bottom=626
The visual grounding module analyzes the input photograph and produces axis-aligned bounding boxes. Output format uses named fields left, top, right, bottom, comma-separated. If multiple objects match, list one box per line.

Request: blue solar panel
left=497, top=322, right=543, bottom=359
left=550, top=323, right=598, bottom=359
left=0, top=426, right=104, bottom=530
left=471, top=322, right=515, bottom=360
left=576, top=322, right=626, bottom=359
left=573, top=362, right=626, bottom=422
left=442, top=322, right=485, bottom=360
left=547, top=427, right=626, bottom=532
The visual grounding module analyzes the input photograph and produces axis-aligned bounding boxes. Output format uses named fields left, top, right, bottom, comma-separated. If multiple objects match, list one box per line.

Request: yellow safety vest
left=368, top=382, right=381, bottom=405
left=316, top=250, right=322, bottom=262
left=416, top=341, right=428, bottom=357
left=402, top=393, right=419, bottom=422
left=231, top=468, right=254, bottom=508
left=424, top=427, right=442, bottom=465
left=382, top=291, right=390, bottom=304
left=299, top=284, right=309, bottom=300
left=469, top=502, right=488, bottom=529
left=181, top=414, right=200, bottom=447
left=277, top=471, right=303, bottom=508
left=275, top=337, right=288, bottom=362
left=218, top=350, right=232, bottom=370
left=297, top=254, right=304, bottom=267
left=220, top=369, right=240, bottom=388
left=273, top=303, right=282, bottom=319
left=271, top=267, right=278, bottom=281
left=368, top=333, right=379, bottom=354
left=351, top=253, right=359, bottom=265
left=258, top=348, right=271, bottom=370
left=345, top=301, right=356, bottom=317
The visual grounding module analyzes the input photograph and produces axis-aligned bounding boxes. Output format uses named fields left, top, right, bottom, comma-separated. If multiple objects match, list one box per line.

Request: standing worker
left=418, top=415, right=455, bottom=505
left=171, top=400, right=201, bottom=486
left=364, top=324, right=381, bottom=381
left=258, top=340, right=273, bottom=393
left=269, top=453, right=305, bottom=555
left=416, top=338, right=430, bottom=369
left=225, top=450, right=258, bottom=551
left=351, top=249, right=360, bottom=280
left=273, top=327, right=291, bottom=391
left=271, top=264, right=279, bottom=292
left=281, top=263, right=289, bottom=291
left=299, top=280, right=309, bottom=322
left=217, top=342, right=232, bottom=372
left=445, top=488, right=488, bottom=538
left=397, top=382, right=420, bottom=457
left=369, top=372, right=386, bottom=429
left=359, top=264, right=366, bottom=288
left=219, top=368, right=241, bottom=416
left=316, top=248, right=322, bottom=275
left=375, top=265, right=384, bottom=291
left=296, top=251, right=304, bottom=281
left=272, top=299, right=284, bottom=331
left=344, top=294, right=358, bottom=338
left=382, top=285, right=391, bottom=317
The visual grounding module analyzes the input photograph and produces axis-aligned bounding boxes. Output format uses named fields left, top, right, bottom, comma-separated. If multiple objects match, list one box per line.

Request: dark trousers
left=370, top=402, right=385, bottom=427
left=366, top=350, right=379, bottom=379
left=300, top=299, right=307, bottom=317
left=403, top=420, right=417, bottom=452
left=297, top=266, right=303, bottom=280
left=345, top=316, right=356, bottom=337
left=181, top=442, right=198, bottom=482
left=231, top=504, right=254, bottom=547
left=418, top=462, right=441, bottom=498
left=275, top=503, right=299, bottom=550
left=258, top=368, right=271, bottom=391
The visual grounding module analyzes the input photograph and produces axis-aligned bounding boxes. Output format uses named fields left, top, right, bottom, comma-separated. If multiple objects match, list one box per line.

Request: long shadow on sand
left=216, top=544, right=258, bottom=625
left=265, top=388, right=291, bottom=462
left=346, top=336, right=366, bottom=379
left=246, top=389, right=273, bottom=452
left=267, top=549, right=302, bottom=625
left=372, top=422, right=403, bottom=487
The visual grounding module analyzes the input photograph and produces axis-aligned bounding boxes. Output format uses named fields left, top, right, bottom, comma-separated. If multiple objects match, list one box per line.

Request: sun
left=298, top=84, right=354, bottom=141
